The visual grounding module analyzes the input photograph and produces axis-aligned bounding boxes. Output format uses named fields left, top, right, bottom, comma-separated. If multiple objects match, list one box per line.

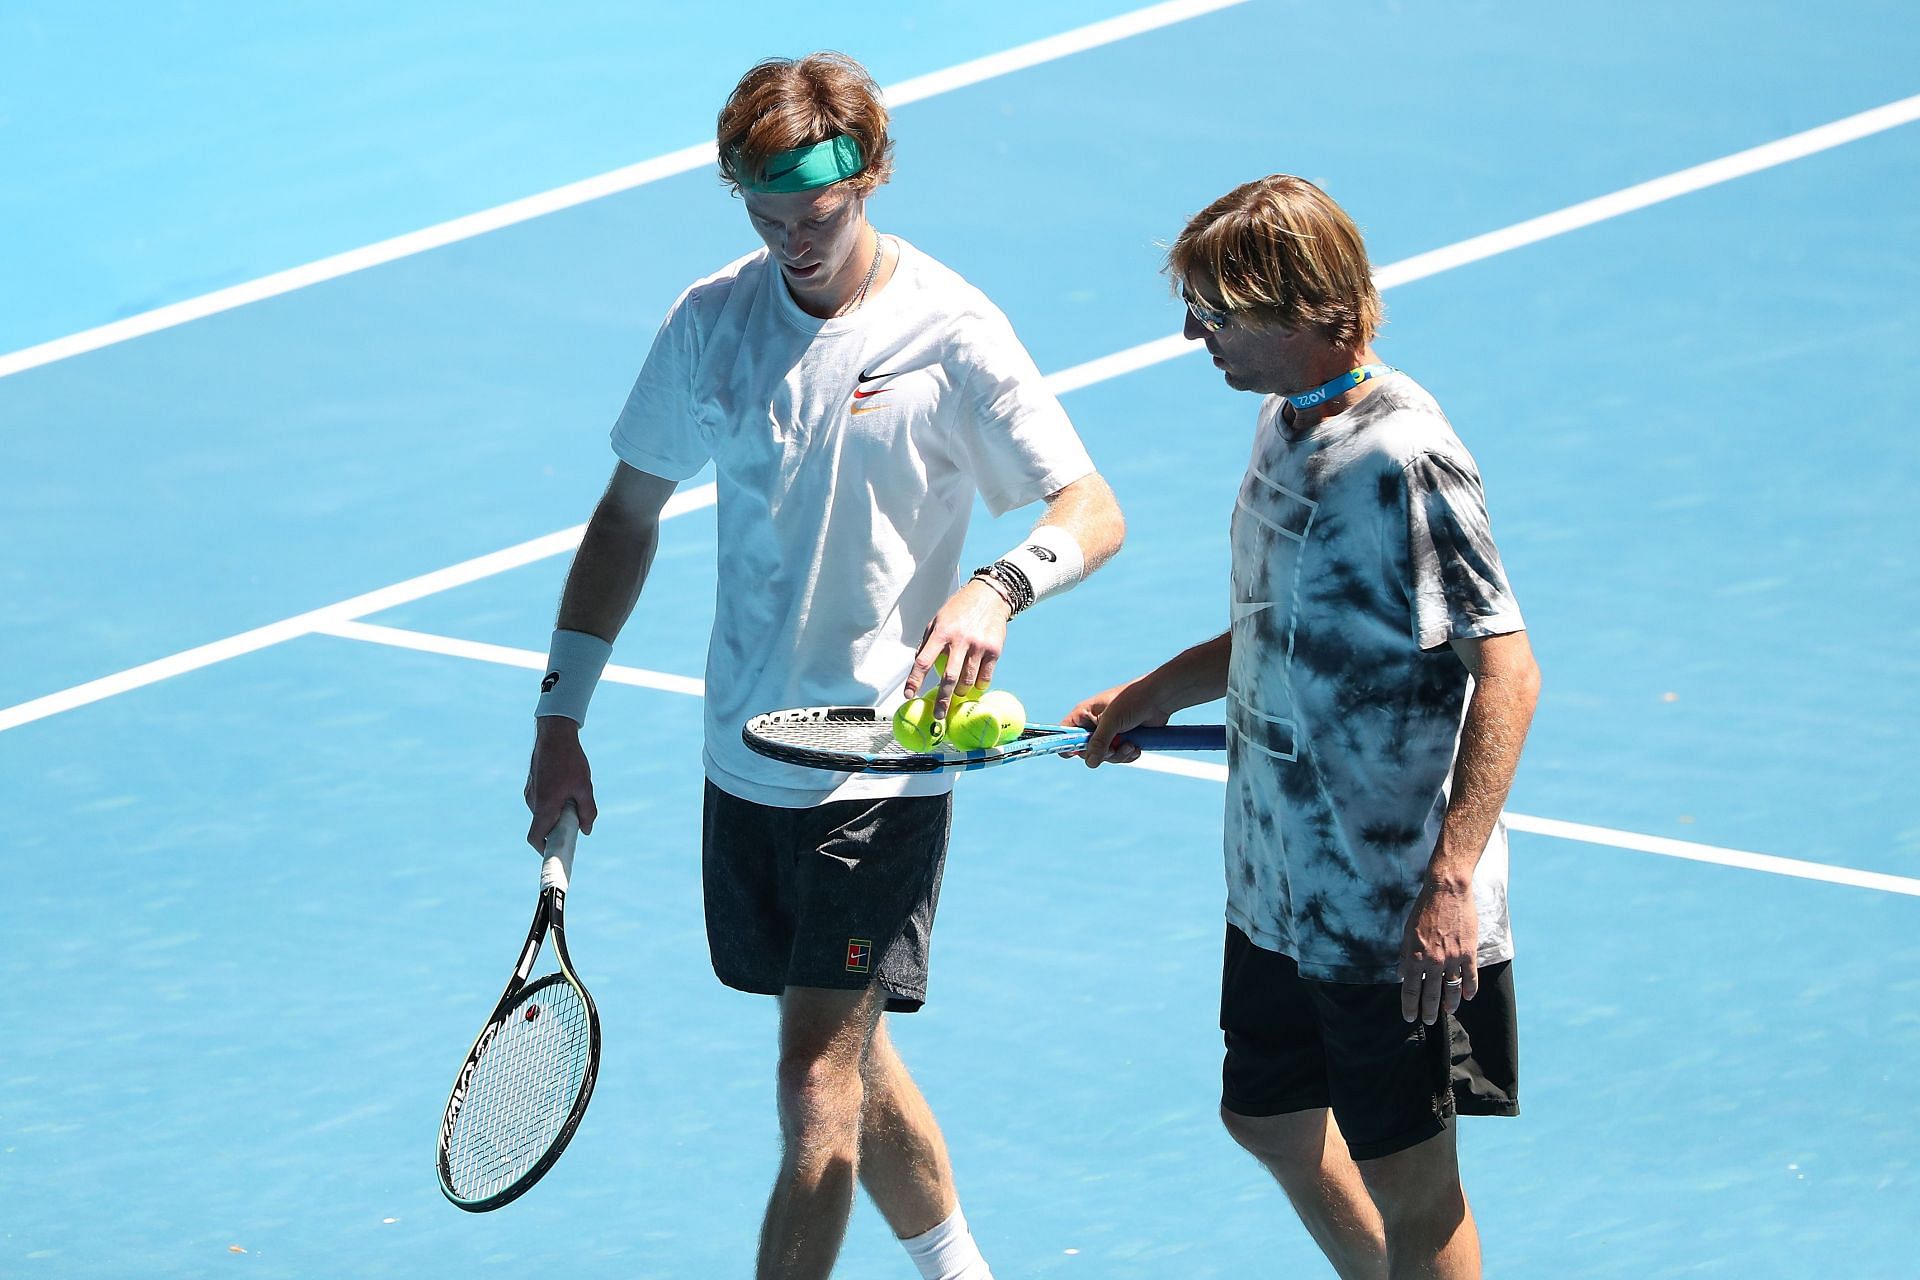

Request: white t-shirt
left=611, top=238, right=1094, bottom=807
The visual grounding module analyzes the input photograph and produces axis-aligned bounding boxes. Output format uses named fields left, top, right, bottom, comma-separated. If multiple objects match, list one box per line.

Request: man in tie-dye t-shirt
left=1069, top=176, right=1540, bottom=1280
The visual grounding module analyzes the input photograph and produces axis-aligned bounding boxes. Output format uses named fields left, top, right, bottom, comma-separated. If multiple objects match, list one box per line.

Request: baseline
left=0, top=0, right=1250, bottom=382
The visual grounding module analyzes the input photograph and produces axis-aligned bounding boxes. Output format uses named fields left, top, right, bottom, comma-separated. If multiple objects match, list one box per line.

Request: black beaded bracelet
left=971, top=560, right=1034, bottom=615
left=973, top=566, right=1019, bottom=612
left=998, top=561, right=1035, bottom=611
left=971, top=571, right=1016, bottom=612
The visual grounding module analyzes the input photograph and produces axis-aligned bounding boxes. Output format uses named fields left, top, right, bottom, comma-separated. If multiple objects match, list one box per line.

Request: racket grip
left=1120, top=724, right=1227, bottom=752
left=542, top=802, right=582, bottom=891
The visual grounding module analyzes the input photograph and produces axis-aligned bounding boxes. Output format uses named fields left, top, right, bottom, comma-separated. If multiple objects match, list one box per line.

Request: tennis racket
left=743, top=706, right=1225, bottom=774
left=436, top=803, right=601, bottom=1212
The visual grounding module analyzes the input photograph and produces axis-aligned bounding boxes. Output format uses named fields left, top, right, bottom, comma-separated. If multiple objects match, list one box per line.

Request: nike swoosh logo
left=851, top=387, right=890, bottom=400
left=857, top=367, right=901, bottom=384
left=763, top=162, right=804, bottom=182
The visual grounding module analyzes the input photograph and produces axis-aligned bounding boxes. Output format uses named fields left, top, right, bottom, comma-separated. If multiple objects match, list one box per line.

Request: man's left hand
left=1397, top=877, right=1479, bottom=1025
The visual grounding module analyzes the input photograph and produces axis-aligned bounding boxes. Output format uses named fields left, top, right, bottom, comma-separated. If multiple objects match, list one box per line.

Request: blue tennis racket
left=743, top=706, right=1225, bottom=774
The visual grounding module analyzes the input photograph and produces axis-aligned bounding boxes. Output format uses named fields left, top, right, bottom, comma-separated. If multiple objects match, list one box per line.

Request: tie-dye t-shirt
left=1224, top=373, right=1524, bottom=983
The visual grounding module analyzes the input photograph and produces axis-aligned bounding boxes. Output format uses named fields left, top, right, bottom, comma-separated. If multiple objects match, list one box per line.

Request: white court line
left=6, top=91, right=1918, bottom=734
left=0, top=0, right=1249, bottom=383
left=1045, top=91, right=1920, bottom=395
left=1093, top=756, right=1920, bottom=897
left=1498, top=812, right=1920, bottom=898
left=0, top=483, right=716, bottom=734
left=306, top=621, right=1920, bottom=899
left=315, top=619, right=704, bottom=696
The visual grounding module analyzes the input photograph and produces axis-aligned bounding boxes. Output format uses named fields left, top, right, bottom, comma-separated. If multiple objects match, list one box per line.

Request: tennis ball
left=925, top=652, right=989, bottom=701
left=944, top=700, right=998, bottom=750
left=973, top=690, right=1027, bottom=745
left=891, top=695, right=945, bottom=752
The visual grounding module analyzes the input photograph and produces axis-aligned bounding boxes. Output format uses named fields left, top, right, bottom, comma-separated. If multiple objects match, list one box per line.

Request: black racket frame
left=436, top=878, right=601, bottom=1212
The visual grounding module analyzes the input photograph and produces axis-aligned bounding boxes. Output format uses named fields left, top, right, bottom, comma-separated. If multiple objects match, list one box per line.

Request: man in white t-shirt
left=522, top=53, right=1123, bottom=1280
left=1069, top=176, right=1539, bottom=1280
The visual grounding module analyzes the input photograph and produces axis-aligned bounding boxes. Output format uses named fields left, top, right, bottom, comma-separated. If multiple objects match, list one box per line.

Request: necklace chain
left=835, top=233, right=886, bottom=318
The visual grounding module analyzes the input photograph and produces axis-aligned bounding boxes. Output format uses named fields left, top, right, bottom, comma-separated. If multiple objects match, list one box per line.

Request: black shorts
left=701, top=781, right=952, bottom=1013
left=1219, top=924, right=1519, bottom=1162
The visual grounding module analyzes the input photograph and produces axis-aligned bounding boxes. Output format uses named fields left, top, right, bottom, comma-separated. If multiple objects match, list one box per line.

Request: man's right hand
left=525, top=717, right=597, bottom=850
left=1063, top=676, right=1169, bottom=768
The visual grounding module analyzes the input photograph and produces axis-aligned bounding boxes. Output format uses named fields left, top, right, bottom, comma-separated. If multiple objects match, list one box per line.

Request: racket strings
left=755, top=715, right=914, bottom=757
left=444, top=976, right=593, bottom=1201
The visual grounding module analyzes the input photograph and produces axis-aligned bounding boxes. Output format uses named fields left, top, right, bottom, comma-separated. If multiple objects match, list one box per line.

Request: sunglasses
left=1180, top=284, right=1231, bottom=332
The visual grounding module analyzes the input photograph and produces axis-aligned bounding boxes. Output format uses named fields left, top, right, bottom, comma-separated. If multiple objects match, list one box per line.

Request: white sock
left=901, top=1206, right=993, bottom=1280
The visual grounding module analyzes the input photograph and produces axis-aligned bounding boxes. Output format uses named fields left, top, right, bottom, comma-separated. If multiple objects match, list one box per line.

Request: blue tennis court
left=4, top=3, right=1918, bottom=1276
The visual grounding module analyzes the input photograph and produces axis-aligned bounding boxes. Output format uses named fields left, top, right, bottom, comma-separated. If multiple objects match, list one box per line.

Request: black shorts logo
left=845, top=939, right=873, bottom=974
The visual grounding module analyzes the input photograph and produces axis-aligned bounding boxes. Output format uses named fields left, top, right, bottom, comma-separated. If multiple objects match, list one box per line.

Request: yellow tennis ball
left=973, top=690, right=1026, bottom=745
left=891, top=695, right=945, bottom=752
left=925, top=651, right=992, bottom=698
left=945, top=699, right=999, bottom=750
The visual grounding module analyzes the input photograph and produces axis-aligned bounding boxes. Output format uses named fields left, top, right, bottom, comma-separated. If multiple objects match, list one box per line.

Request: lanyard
left=1283, top=363, right=1395, bottom=412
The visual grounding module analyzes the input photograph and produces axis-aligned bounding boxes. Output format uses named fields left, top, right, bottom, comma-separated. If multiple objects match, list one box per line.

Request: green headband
left=738, top=135, right=866, bottom=194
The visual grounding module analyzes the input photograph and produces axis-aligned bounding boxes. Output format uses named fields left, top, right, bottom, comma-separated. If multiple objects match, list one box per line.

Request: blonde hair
left=716, top=52, right=894, bottom=195
left=1167, top=175, right=1382, bottom=346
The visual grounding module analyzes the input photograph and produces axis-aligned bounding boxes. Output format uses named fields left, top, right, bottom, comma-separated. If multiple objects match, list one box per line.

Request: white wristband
left=535, top=629, right=613, bottom=725
left=998, top=524, right=1085, bottom=608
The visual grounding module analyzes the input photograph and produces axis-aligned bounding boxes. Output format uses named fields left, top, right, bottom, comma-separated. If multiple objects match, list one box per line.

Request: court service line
left=1045, top=90, right=1920, bottom=394
left=316, top=619, right=705, bottom=695
left=0, top=0, right=1248, bottom=383
left=0, top=484, right=713, bottom=734
left=5, top=93, right=1915, bottom=733
left=311, top=618, right=1920, bottom=899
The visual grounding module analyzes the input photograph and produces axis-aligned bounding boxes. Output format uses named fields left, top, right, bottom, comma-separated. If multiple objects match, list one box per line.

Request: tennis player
left=523, top=53, right=1122, bottom=1280
left=1068, top=176, right=1539, bottom=1280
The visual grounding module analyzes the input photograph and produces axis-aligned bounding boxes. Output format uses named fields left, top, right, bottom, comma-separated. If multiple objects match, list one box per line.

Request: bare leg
left=1221, top=1106, right=1388, bottom=1280
left=759, top=986, right=883, bottom=1280
left=856, top=1013, right=959, bottom=1239
left=1356, top=1126, right=1480, bottom=1280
